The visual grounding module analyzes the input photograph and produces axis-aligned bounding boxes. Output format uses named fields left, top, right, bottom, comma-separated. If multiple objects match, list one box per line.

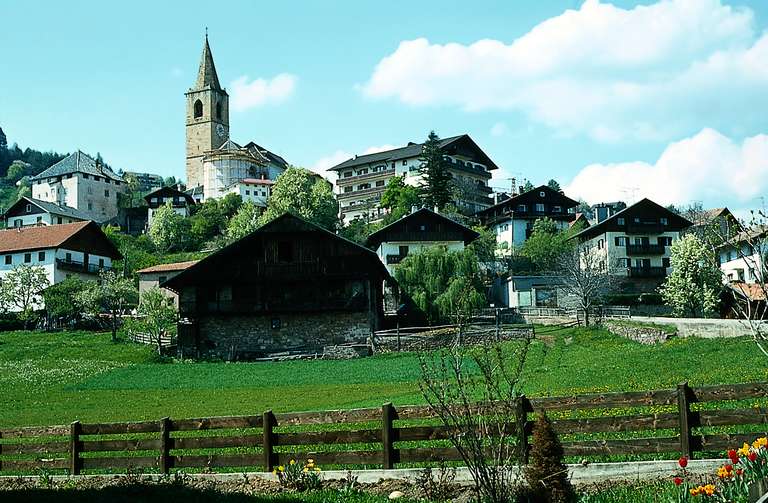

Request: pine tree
left=418, top=131, right=453, bottom=211
left=547, top=179, right=561, bottom=192
left=0, top=126, right=7, bottom=149
left=524, top=412, right=574, bottom=503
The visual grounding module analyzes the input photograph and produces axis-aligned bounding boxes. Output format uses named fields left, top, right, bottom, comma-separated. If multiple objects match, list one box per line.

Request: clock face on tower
left=216, top=124, right=226, bottom=139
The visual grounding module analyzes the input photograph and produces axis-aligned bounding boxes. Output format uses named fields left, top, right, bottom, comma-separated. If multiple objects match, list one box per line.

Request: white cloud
left=362, top=0, right=766, bottom=141
left=564, top=128, right=768, bottom=210
left=363, top=144, right=399, bottom=155
left=230, top=73, right=297, bottom=112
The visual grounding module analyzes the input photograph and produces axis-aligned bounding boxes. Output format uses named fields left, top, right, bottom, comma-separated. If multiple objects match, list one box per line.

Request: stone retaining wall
left=374, top=327, right=533, bottom=353
left=603, top=321, right=674, bottom=345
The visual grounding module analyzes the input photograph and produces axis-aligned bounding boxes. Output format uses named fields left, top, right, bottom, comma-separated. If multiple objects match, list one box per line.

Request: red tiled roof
left=729, top=282, right=768, bottom=301
left=0, top=221, right=92, bottom=254
left=241, top=178, right=274, bottom=185
left=136, top=260, right=199, bottom=274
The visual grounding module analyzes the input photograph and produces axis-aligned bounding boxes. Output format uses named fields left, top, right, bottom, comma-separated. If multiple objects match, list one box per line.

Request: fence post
left=70, top=421, right=81, bottom=475
left=160, top=417, right=172, bottom=474
left=263, top=410, right=275, bottom=472
left=677, top=382, right=693, bottom=460
left=495, top=308, right=501, bottom=342
left=382, top=402, right=397, bottom=469
left=0, top=431, right=3, bottom=472
left=514, top=396, right=529, bottom=465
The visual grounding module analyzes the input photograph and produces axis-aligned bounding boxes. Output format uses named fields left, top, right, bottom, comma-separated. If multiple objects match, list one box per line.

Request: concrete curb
left=0, top=458, right=725, bottom=487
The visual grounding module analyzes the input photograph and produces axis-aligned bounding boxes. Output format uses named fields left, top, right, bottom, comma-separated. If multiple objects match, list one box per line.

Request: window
left=539, top=191, right=546, bottom=197
left=597, top=239, right=604, bottom=250
left=88, top=202, right=93, bottom=210
left=615, top=236, right=627, bottom=246
left=216, top=102, right=222, bottom=120
left=104, top=190, right=109, bottom=197
left=82, top=174, right=89, bottom=179
left=94, top=176, right=100, bottom=182
left=194, top=99, right=203, bottom=118
left=659, top=237, right=672, bottom=246
left=14, top=219, right=22, bottom=228
left=535, top=203, right=545, bottom=212
left=633, top=217, right=640, bottom=223
left=617, top=258, right=629, bottom=267
left=98, top=258, right=104, bottom=268
left=662, top=257, right=671, bottom=268
left=25, top=203, right=31, bottom=212
left=343, top=171, right=352, bottom=178
left=399, top=245, right=409, bottom=256
left=4, top=255, right=11, bottom=265
left=419, top=225, right=427, bottom=231
left=402, top=160, right=407, bottom=166
left=65, top=252, right=72, bottom=262
left=24, top=253, right=31, bottom=263
left=553, top=206, right=562, bottom=213
left=376, top=180, right=385, bottom=187
left=245, top=190, right=250, bottom=195
left=391, top=162, right=395, bottom=169
left=38, top=251, right=45, bottom=261
left=277, top=241, right=293, bottom=262
left=660, top=217, right=668, bottom=225
left=36, top=216, right=42, bottom=223
left=517, top=204, right=527, bottom=212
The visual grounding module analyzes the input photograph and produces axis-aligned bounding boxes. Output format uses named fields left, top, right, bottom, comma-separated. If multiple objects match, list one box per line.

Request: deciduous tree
left=659, top=234, right=721, bottom=318
left=75, top=270, right=137, bottom=342
left=380, top=175, right=422, bottom=224
left=225, top=200, right=261, bottom=242
left=520, top=218, right=573, bottom=272
left=258, top=167, right=339, bottom=231
left=128, top=288, right=178, bottom=355
left=148, top=202, right=189, bottom=253
left=0, top=265, right=49, bottom=328
left=557, top=244, right=618, bottom=326
left=42, top=276, right=87, bottom=324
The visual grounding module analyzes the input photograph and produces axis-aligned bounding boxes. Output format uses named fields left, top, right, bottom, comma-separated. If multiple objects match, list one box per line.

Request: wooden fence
left=2, top=381, right=768, bottom=475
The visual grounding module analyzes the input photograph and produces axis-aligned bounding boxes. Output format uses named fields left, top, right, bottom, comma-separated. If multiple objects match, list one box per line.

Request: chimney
left=510, top=177, right=517, bottom=196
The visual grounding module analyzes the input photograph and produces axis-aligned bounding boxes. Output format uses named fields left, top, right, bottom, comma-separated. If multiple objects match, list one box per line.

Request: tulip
left=749, top=452, right=758, bottom=462
left=674, top=477, right=683, bottom=486
left=679, top=456, right=688, bottom=468
left=728, top=449, right=740, bottom=464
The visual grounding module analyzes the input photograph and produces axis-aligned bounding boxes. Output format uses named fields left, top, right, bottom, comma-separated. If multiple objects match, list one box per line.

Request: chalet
left=144, top=185, right=197, bottom=227
left=475, top=185, right=579, bottom=251
left=570, top=198, right=692, bottom=293
left=162, top=213, right=394, bottom=360
left=2, top=196, right=90, bottom=228
left=137, top=260, right=199, bottom=307
left=328, top=134, right=497, bottom=222
left=718, top=226, right=767, bottom=284
left=365, top=208, right=479, bottom=273
left=0, top=221, right=122, bottom=309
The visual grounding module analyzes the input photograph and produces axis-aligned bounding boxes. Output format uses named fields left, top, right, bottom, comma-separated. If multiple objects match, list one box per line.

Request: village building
left=718, top=227, right=767, bottom=284
left=122, top=171, right=164, bottom=192
left=328, top=135, right=497, bottom=223
left=365, top=208, right=479, bottom=273
left=162, top=213, right=394, bottom=360
left=0, top=221, right=122, bottom=309
left=475, top=185, right=580, bottom=252
left=29, top=151, right=126, bottom=223
left=185, top=36, right=290, bottom=199
left=2, top=196, right=91, bottom=228
left=144, top=185, right=197, bottom=227
left=136, top=260, right=199, bottom=307
left=571, top=198, right=693, bottom=293
left=224, top=177, right=274, bottom=208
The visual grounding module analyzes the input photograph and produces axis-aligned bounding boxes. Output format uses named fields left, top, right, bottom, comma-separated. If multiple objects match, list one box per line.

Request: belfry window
left=194, top=100, right=203, bottom=119
left=216, top=102, right=222, bottom=120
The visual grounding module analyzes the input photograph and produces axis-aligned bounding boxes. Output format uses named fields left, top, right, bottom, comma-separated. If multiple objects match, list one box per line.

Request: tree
left=520, top=218, right=573, bottom=272
left=659, top=234, right=722, bottom=318
left=418, top=131, right=453, bottom=211
left=547, top=179, right=562, bottom=192
left=163, top=176, right=177, bottom=187
left=258, top=167, right=339, bottom=231
left=468, top=225, right=498, bottom=265
left=43, top=277, right=87, bottom=325
left=0, top=265, right=49, bottom=328
left=380, top=175, right=422, bottom=224
left=148, top=202, right=189, bottom=253
left=0, top=126, right=7, bottom=150
left=128, top=288, right=178, bottom=355
left=522, top=180, right=535, bottom=193
left=218, top=193, right=243, bottom=220
left=75, top=270, right=137, bottom=342
left=394, top=247, right=485, bottom=324
left=5, top=161, right=28, bottom=183
left=189, top=198, right=227, bottom=245
left=225, top=200, right=261, bottom=242
left=524, top=412, right=574, bottom=503
left=338, top=218, right=382, bottom=246
left=557, top=244, right=618, bottom=326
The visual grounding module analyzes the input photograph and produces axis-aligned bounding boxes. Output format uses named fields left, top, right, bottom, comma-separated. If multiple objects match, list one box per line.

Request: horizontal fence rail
left=2, top=382, right=768, bottom=475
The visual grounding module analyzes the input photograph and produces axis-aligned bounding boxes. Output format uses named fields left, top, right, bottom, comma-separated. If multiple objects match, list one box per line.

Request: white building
left=570, top=198, right=693, bottom=293
left=202, top=140, right=287, bottom=202
left=2, top=197, right=90, bottom=228
left=29, top=151, right=127, bottom=223
left=0, top=221, right=122, bottom=309
left=328, top=135, right=497, bottom=223
left=719, top=227, right=767, bottom=284
left=144, top=186, right=197, bottom=227
left=223, top=177, right=274, bottom=208
left=364, top=207, right=479, bottom=274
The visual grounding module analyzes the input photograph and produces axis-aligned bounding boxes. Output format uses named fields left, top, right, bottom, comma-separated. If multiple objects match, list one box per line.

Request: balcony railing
left=56, top=259, right=111, bottom=274
left=626, top=244, right=666, bottom=255
left=338, top=185, right=387, bottom=199
left=386, top=254, right=407, bottom=265
left=338, top=168, right=396, bottom=185
left=628, top=266, right=666, bottom=278
left=626, top=223, right=664, bottom=234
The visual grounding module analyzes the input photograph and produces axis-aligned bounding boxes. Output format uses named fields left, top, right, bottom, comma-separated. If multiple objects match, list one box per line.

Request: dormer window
left=539, top=191, right=545, bottom=197
left=25, top=204, right=31, bottom=212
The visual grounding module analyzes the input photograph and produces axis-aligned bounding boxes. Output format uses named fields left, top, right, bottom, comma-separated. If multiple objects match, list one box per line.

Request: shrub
left=274, top=458, right=323, bottom=491
left=524, top=412, right=574, bottom=503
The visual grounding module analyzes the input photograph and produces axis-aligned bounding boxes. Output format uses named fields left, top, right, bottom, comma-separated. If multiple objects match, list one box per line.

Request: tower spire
left=195, top=31, right=221, bottom=90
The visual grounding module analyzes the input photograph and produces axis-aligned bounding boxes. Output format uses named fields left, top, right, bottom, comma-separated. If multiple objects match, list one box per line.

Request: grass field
left=2, top=325, right=767, bottom=428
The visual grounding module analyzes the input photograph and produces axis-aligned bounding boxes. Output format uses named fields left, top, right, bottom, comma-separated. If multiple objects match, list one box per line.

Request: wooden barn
left=162, top=213, right=394, bottom=360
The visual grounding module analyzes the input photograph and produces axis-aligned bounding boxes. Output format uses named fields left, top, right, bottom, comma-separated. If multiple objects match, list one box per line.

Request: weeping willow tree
left=393, top=247, right=485, bottom=325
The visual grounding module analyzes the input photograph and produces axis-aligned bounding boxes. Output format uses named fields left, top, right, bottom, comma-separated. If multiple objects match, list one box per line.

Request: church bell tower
left=185, top=34, right=229, bottom=189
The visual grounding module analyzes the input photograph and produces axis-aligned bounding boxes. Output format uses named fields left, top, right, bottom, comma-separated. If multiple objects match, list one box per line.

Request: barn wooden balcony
left=56, top=259, right=110, bottom=274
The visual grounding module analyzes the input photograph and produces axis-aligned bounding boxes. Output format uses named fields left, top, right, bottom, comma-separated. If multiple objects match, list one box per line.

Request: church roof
left=243, top=142, right=289, bottom=169
left=195, top=35, right=222, bottom=91
left=30, top=151, right=123, bottom=182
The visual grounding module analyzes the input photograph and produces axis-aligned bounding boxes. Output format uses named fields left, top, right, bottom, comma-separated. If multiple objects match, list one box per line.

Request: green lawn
left=1, top=326, right=767, bottom=427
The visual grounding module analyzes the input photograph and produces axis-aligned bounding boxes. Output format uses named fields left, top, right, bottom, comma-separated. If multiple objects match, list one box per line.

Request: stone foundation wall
left=374, top=327, right=533, bottom=353
left=188, top=311, right=371, bottom=360
left=604, top=321, right=674, bottom=345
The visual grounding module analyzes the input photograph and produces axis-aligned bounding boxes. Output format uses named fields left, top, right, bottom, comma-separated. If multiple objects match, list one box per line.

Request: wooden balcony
left=628, top=266, right=666, bottom=278
left=56, top=259, right=110, bottom=274
left=626, top=244, right=666, bottom=255
left=337, top=168, right=396, bottom=185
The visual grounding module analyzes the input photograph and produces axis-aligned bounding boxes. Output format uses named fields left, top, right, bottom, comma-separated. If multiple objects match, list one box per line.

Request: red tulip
left=736, top=468, right=744, bottom=476
left=749, top=452, right=758, bottom=462
left=728, top=449, right=740, bottom=464
left=679, top=456, right=688, bottom=468
left=725, top=464, right=733, bottom=472
left=674, top=477, right=683, bottom=486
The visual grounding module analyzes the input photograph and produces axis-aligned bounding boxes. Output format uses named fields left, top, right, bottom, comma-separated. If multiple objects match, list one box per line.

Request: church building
left=185, top=35, right=289, bottom=200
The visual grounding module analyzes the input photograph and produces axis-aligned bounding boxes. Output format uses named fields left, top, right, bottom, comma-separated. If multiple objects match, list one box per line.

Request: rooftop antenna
left=621, top=186, right=639, bottom=204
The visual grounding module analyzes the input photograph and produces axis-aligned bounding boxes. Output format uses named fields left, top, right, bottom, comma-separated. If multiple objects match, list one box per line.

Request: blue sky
left=2, top=0, right=768, bottom=212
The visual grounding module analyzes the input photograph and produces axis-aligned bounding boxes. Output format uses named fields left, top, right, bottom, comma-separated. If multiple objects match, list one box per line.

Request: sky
left=1, top=0, right=768, bottom=214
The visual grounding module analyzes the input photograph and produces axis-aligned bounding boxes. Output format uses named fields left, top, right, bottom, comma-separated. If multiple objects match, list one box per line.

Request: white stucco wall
left=32, top=173, right=125, bottom=222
